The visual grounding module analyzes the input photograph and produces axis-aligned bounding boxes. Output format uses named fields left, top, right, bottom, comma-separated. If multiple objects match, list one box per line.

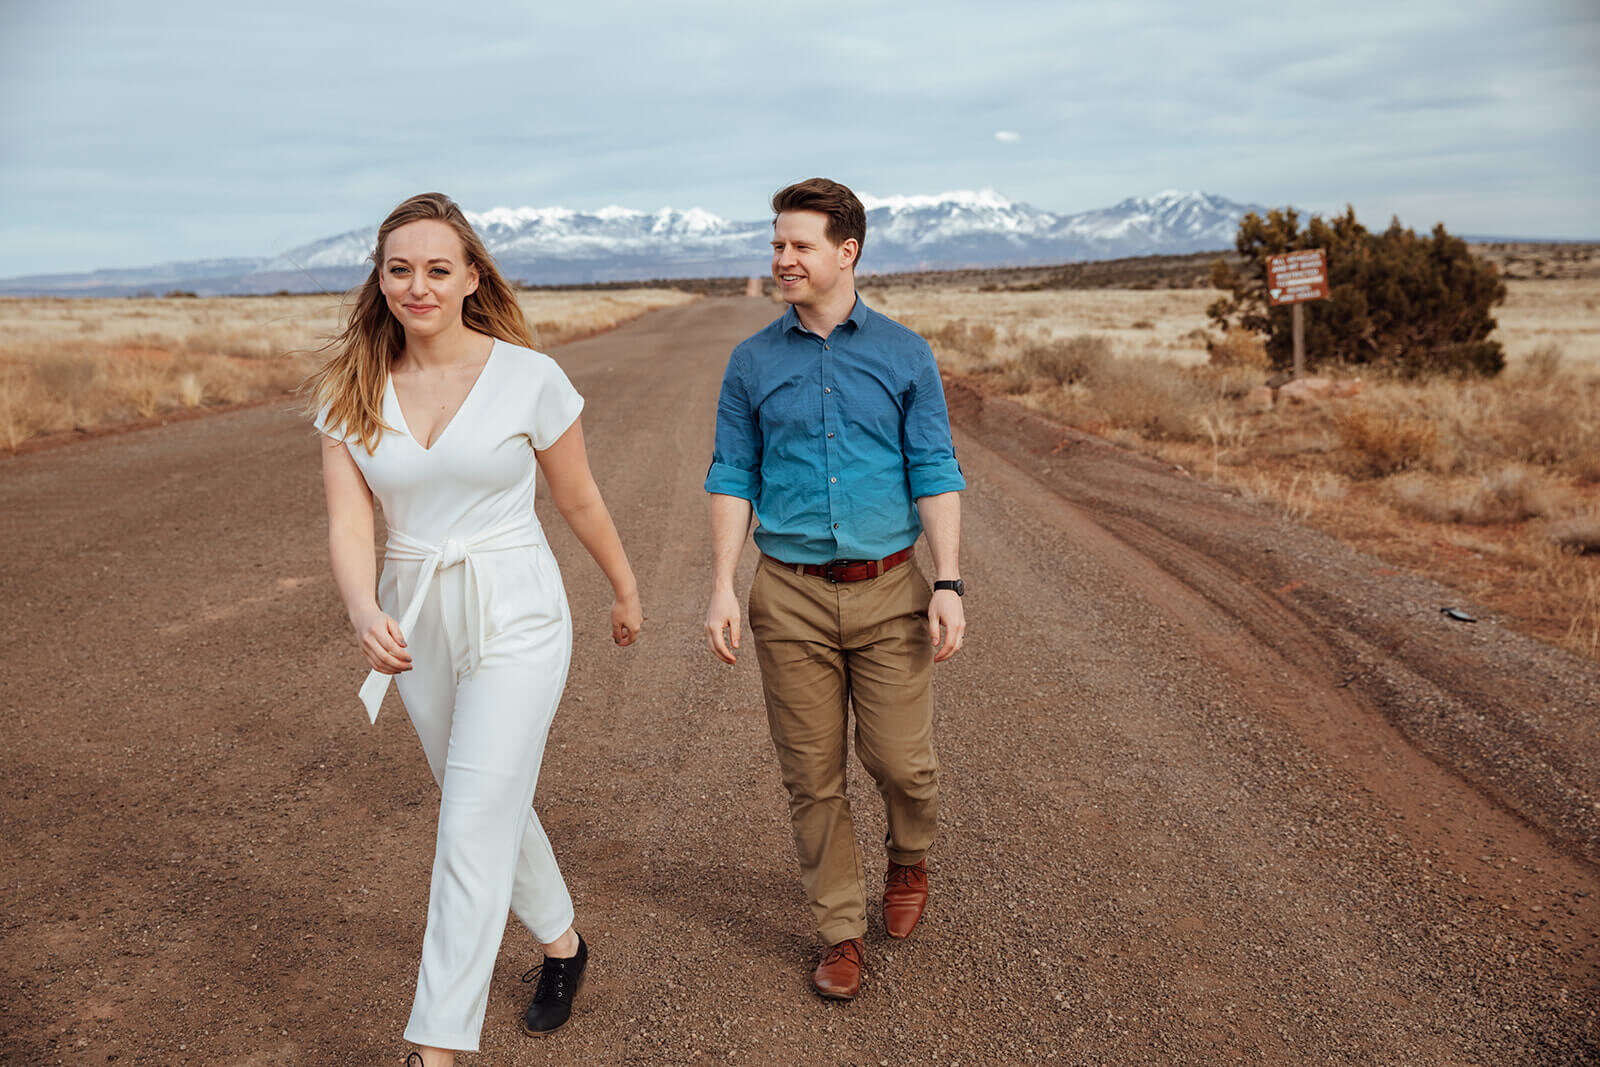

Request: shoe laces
left=822, top=939, right=863, bottom=967
left=887, top=862, right=926, bottom=889
left=522, top=956, right=575, bottom=1003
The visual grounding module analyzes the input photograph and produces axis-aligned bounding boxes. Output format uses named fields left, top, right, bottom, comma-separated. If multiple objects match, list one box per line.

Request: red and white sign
left=1266, top=249, right=1328, bottom=306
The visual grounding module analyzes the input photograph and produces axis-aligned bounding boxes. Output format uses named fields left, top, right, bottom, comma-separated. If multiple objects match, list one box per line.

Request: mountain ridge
left=3, top=190, right=1265, bottom=297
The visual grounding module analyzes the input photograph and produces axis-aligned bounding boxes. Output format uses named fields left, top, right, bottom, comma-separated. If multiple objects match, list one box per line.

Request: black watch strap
left=933, top=579, right=964, bottom=597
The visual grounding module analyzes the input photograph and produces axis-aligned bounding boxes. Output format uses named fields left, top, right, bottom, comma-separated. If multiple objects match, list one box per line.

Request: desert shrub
left=34, top=353, right=101, bottom=399
left=1207, top=327, right=1270, bottom=369
left=1437, top=371, right=1600, bottom=474
left=1383, top=474, right=1462, bottom=523
left=1516, top=343, right=1564, bottom=383
left=103, top=358, right=169, bottom=418
left=1019, top=334, right=1112, bottom=385
left=0, top=366, right=60, bottom=448
left=1565, top=573, right=1600, bottom=659
left=1386, top=466, right=1551, bottom=525
left=1462, top=466, right=1551, bottom=523
left=981, top=361, right=1033, bottom=394
left=177, top=372, right=204, bottom=408
left=1189, top=363, right=1262, bottom=402
left=1333, top=407, right=1438, bottom=477
left=1209, top=206, right=1505, bottom=377
left=1549, top=516, right=1600, bottom=554
left=1088, top=357, right=1211, bottom=440
left=1198, top=410, right=1256, bottom=463
left=1499, top=393, right=1591, bottom=467
left=1568, top=449, right=1600, bottom=485
left=925, top=319, right=1000, bottom=367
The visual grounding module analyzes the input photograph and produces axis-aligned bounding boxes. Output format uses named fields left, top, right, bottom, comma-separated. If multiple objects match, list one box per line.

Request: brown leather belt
left=763, top=546, right=915, bottom=583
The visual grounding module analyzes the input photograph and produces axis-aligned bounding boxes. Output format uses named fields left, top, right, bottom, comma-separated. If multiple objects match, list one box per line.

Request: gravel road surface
left=3, top=297, right=1596, bottom=1064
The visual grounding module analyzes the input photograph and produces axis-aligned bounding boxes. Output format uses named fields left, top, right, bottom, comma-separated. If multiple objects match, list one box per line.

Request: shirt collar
left=782, top=293, right=869, bottom=338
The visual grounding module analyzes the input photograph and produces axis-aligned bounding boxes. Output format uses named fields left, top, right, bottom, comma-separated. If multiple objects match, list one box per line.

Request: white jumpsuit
left=318, top=339, right=584, bottom=1051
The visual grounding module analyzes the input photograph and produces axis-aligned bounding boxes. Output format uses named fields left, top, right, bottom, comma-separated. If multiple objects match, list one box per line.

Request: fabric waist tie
left=357, top=517, right=547, bottom=724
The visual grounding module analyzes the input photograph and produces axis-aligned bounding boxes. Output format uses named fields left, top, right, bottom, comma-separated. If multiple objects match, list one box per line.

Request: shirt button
left=827, top=432, right=834, bottom=438
left=830, top=477, right=837, bottom=484
left=824, top=387, right=831, bottom=394
left=833, top=523, right=839, bottom=529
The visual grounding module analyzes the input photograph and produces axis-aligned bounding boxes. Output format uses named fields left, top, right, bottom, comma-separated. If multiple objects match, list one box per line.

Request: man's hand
left=706, top=585, right=742, bottom=664
left=928, top=588, right=965, bottom=663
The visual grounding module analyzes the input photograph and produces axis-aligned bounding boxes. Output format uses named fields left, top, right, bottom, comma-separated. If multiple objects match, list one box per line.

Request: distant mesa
left=2, top=190, right=1266, bottom=297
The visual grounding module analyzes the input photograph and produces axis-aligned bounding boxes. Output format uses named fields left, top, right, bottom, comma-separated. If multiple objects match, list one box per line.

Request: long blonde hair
left=304, top=192, right=536, bottom=454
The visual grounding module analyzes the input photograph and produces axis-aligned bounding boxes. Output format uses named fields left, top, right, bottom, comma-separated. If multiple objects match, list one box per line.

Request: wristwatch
left=933, top=579, right=964, bottom=597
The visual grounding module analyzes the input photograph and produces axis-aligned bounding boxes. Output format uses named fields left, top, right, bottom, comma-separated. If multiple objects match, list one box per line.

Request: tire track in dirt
left=942, top=424, right=1598, bottom=1062
left=2, top=298, right=1596, bottom=1064
left=944, top=377, right=1600, bottom=870
left=957, top=424, right=1586, bottom=891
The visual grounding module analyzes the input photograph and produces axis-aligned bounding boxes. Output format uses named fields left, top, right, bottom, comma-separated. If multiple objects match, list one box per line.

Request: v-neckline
left=388, top=339, right=498, bottom=452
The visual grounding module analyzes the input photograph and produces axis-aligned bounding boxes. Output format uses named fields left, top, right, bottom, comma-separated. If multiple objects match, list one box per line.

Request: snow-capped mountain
left=1053, top=190, right=1256, bottom=254
left=1, top=190, right=1262, bottom=296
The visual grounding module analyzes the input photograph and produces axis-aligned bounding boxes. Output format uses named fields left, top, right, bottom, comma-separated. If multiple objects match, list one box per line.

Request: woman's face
left=378, top=218, right=480, bottom=338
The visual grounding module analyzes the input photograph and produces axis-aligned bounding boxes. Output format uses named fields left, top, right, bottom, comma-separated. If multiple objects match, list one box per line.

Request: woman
left=307, top=192, right=641, bottom=1066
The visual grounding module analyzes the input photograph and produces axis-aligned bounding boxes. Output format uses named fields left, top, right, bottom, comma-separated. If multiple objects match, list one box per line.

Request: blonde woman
left=306, top=192, right=641, bottom=1065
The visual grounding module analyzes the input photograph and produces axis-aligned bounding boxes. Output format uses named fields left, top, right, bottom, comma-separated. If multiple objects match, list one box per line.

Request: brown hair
left=771, top=178, right=866, bottom=263
left=303, top=192, right=535, bottom=454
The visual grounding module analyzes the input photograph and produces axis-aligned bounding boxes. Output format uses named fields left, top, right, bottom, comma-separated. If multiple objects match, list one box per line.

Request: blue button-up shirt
left=705, top=296, right=966, bottom=564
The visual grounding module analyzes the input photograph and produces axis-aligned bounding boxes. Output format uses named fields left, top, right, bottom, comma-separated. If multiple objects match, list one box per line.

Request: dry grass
left=524, top=289, right=700, bottom=348
left=1494, top=281, right=1600, bottom=369
left=1019, top=335, right=1114, bottom=386
left=0, top=289, right=697, bottom=450
left=1332, top=408, right=1440, bottom=477
left=880, top=277, right=1600, bottom=661
left=864, top=286, right=1220, bottom=369
left=1382, top=467, right=1552, bottom=525
left=1208, top=328, right=1270, bottom=369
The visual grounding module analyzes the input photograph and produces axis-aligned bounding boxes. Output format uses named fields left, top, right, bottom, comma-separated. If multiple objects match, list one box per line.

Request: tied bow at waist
left=357, top=518, right=546, bottom=723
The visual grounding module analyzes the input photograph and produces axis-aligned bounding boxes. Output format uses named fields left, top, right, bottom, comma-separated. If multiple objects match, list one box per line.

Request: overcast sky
left=2, top=0, right=1596, bottom=276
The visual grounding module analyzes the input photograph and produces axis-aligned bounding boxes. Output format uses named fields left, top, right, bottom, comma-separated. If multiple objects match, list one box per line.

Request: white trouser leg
left=390, top=552, right=574, bottom=1052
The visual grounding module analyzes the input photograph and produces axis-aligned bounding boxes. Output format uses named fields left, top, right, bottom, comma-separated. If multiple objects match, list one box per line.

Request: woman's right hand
left=353, top=606, right=412, bottom=674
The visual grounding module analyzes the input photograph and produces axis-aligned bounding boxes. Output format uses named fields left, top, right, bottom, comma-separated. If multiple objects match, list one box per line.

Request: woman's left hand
left=612, top=588, right=643, bottom=647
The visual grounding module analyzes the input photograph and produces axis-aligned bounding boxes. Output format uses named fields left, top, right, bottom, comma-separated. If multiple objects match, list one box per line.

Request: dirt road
left=3, top=297, right=1597, bottom=1065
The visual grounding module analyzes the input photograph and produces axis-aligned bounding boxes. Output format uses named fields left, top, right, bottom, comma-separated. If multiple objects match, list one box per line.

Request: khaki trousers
left=748, top=555, right=939, bottom=945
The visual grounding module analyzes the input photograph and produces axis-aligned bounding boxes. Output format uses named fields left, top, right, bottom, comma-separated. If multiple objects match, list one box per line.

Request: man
left=703, top=177, right=966, bottom=1000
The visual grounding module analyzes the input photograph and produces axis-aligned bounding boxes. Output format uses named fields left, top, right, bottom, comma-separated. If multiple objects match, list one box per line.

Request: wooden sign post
left=1265, top=249, right=1329, bottom=379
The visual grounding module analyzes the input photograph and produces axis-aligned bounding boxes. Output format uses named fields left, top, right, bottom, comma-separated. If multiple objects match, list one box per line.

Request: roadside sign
left=1266, top=249, right=1328, bottom=306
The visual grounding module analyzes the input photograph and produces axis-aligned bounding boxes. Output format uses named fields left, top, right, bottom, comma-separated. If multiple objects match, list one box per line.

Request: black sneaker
left=521, top=933, right=587, bottom=1036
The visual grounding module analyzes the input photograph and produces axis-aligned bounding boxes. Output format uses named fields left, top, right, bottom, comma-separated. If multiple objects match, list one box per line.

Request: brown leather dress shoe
left=883, top=859, right=929, bottom=938
left=811, top=937, right=864, bottom=1000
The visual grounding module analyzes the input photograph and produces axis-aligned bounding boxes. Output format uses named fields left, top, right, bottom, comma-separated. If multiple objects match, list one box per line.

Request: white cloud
left=994, top=130, right=1022, bottom=142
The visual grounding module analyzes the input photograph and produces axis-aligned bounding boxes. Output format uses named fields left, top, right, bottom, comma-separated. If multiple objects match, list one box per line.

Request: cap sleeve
left=526, top=351, right=585, bottom=450
left=312, top=402, right=343, bottom=441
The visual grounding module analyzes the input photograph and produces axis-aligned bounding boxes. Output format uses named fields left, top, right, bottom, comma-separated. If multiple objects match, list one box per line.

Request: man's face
left=771, top=210, right=856, bottom=311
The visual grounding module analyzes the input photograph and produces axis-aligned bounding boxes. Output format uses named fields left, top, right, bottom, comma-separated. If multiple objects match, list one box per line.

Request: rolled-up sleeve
left=902, top=346, right=966, bottom=499
left=705, top=350, right=762, bottom=501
